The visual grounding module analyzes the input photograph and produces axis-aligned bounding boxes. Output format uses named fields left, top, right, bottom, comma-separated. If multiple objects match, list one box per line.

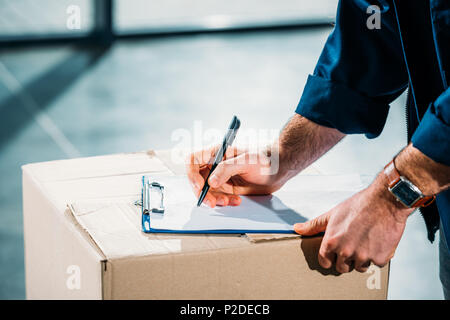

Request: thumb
left=208, top=153, right=249, bottom=188
left=294, top=212, right=330, bottom=236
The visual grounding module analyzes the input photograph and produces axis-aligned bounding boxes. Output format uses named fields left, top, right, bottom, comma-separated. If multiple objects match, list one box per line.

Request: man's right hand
left=186, top=145, right=284, bottom=208
left=185, top=114, right=345, bottom=208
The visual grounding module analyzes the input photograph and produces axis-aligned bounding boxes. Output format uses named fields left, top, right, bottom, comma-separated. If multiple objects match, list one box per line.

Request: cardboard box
left=22, top=150, right=389, bottom=299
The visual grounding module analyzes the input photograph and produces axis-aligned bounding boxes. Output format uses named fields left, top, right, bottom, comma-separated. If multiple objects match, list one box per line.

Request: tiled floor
left=0, top=27, right=444, bottom=299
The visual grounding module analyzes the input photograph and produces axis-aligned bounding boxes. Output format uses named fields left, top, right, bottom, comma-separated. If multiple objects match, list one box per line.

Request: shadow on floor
left=0, top=44, right=110, bottom=150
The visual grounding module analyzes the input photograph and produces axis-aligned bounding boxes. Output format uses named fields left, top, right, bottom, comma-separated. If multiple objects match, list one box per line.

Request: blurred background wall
left=0, top=0, right=443, bottom=299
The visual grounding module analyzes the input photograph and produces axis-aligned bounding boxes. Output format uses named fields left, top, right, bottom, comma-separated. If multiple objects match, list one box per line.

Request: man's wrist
left=275, top=114, right=345, bottom=181
left=370, top=172, right=414, bottom=221
left=395, top=144, right=449, bottom=196
left=266, top=143, right=298, bottom=186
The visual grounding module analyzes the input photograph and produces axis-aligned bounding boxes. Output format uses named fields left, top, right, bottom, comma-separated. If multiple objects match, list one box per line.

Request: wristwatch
left=384, top=159, right=435, bottom=208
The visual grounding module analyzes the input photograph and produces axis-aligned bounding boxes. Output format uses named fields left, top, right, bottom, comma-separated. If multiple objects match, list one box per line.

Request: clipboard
left=135, top=174, right=367, bottom=234
left=140, top=176, right=165, bottom=233
left=136, top=175, right=308, bottom=234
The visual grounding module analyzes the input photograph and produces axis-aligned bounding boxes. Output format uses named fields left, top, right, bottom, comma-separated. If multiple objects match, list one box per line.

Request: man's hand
left=294, top=144, right=450, bottom=273
left=185, top=114, right=345, bottom=208
left=294, top=173, right=413, bottom=273
left=186, top=145, right=284, bottom=208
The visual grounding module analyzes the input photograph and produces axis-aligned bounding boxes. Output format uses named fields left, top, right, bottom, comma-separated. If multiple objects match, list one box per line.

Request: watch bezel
left=388, top=176, right=424, bottom=208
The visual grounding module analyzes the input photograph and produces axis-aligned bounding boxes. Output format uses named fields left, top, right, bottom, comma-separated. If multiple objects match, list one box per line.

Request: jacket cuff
left=411, top=103, right=450, bottom=166
left=295, top=74, right=390, bottom=138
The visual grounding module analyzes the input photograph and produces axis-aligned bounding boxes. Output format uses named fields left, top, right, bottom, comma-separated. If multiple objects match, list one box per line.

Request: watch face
left=390, top=179, right=420, bottom=207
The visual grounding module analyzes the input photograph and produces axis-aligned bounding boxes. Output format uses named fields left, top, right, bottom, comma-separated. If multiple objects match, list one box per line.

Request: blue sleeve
left=296, top=0, right=409, bottom=138
left=411, top=88, right=450, bottom=166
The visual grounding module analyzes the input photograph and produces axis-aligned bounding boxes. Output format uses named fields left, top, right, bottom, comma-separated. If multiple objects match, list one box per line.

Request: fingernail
left=230, top=197, right=241, bottom=206
left=209, top=175, right=218, bottom=187
left=216, top=198, right=225, bottom=206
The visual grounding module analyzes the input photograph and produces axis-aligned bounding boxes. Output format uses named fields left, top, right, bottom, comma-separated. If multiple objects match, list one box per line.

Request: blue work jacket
left=295, top=0, right=450, bottom=247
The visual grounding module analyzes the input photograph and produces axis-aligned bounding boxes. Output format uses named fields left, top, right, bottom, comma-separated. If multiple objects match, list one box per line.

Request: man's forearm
left=395, top=144, right=450, bottom=196
left=274, top=114, right=345, bottom=183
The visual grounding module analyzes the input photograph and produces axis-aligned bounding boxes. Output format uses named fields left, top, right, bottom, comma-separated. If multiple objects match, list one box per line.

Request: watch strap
left=384, top=160, right=400, bottom=188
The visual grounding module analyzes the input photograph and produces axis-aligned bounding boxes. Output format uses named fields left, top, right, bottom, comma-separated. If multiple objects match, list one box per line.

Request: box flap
left=69, top=201, right=250, bottom=259
left=21, top=151, right=173, bottom=212
left=246, top=233, right=301, bottom=243
left=22, top=150, right=168, bottom=182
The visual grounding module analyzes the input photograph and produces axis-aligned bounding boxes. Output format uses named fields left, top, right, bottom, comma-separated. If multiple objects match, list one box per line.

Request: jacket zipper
left=405, top=85, right=410, bottom=142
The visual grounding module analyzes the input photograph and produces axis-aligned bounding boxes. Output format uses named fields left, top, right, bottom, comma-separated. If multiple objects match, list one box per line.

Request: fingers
left=294, top=213, right=334, bottom=269
left=200, top=190, right=242, bottom=208
left=208, top=153, right=249, bottom=189
left=319, top=247, right=387, bottom=273
left=324, top=247, right=373, bottom=273
left=186, top=150, right=209, bottom=193
left=189, top=169, right=206, bottom=194
left=322, top=241, right=369, bottom=273
left=293, top=212, right=330, bottom=236
left=335, top=250, right=353, bottom=273
left=354, top=258, right=371, bottom=273
left=318, top=239, right=336, bottom=269
left=186, top=146, right=244, bottom=194
left=185, top=145, right=247, bottom=208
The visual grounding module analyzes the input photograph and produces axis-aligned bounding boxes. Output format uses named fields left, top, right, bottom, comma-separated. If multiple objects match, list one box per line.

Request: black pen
left=197, top=115, right=241, bottom=207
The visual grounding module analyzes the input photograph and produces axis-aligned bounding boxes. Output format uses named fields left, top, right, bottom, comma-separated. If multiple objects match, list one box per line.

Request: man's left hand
left=294, top=174, right=414, bottom=273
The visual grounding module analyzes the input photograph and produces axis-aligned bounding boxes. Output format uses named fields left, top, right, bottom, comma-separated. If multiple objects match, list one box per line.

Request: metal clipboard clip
left=136, top=176, right=165, bottom=232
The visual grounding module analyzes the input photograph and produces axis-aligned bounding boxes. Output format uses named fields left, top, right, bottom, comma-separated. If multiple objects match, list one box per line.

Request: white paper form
left=145, top=174, right=366, bottom=233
